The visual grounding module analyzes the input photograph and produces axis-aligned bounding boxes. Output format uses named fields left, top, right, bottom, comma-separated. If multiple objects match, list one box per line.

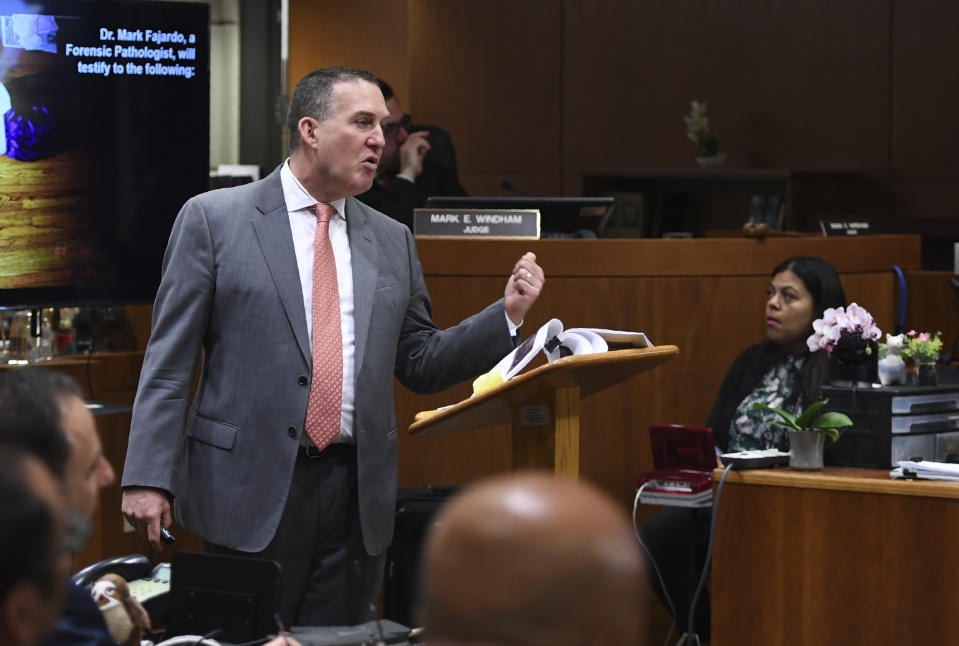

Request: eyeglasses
left=382, top=114, right=411, bottom=139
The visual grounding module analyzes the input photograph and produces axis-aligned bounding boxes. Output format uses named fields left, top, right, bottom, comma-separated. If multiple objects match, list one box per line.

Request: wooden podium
left=409, top=346, right=678, bottom=478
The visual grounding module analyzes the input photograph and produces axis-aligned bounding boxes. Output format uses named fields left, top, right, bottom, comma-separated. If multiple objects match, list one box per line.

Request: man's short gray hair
left=286, top=67, right=376, bottom=154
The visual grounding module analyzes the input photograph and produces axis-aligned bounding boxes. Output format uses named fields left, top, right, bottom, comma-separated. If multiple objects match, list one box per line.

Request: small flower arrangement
left=806, top=303, right=882, bottom=356
left=683, top=100, right=719, bottom=157
left=902, top=330, right=942, bottom=363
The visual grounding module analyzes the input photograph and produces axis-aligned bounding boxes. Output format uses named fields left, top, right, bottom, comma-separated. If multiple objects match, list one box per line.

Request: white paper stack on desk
left=890, top=460, right=959, bottom=482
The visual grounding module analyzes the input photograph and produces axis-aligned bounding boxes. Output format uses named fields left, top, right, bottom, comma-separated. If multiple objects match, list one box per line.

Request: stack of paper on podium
left=891, top=460, right=959, bottom=481
left=475, top=319, right=652, bottom=393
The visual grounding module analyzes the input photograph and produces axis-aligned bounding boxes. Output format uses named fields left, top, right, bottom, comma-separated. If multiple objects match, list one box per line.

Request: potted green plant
left=902, top=330, right=942, bottom=386
left=683, top=100, right=725, bottom=167
left=752, top=399, right=852, bottom=470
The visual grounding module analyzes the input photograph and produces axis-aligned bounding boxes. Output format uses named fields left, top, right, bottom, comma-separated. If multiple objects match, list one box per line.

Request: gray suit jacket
left=121, top=166, right=513, bottom=554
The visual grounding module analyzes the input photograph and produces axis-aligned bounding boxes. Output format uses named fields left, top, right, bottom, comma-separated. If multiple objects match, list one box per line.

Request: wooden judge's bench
left=17, top=234, right=935, bottom=575
left=394, top=235, right=924, bottom=505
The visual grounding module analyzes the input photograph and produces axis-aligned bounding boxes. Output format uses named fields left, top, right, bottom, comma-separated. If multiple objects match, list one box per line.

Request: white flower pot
left=695, top=152, right=726, bottom=168
left=789, top=430, right=824, bottom=470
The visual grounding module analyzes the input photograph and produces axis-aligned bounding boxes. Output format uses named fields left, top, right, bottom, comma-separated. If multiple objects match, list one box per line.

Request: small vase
left=695, top=152, right=726, bottom=169
left=878, top=354, right=907, bottom=386
left=788, top=430, right=825, bottom=470
left=828, top=338, right=879, bottom=386
left=905, top=358, right=917, bottom=385
left=917, top=361, right=938, bottom=386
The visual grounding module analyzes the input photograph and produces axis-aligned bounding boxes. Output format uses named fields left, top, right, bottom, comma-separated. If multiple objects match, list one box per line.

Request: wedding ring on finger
left=525, top=271, right=533, bottom=283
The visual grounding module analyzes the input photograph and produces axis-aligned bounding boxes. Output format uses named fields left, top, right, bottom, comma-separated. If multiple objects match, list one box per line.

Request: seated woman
left=640, top=256, right=846, bottom=641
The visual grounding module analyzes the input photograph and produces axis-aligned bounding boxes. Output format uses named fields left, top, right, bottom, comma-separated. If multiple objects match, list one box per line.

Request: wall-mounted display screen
left=0, top=0, right=209, bottom=306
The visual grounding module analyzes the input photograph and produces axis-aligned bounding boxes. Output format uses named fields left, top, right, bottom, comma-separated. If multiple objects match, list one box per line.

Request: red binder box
left=637, top=424, right=715, bottom=506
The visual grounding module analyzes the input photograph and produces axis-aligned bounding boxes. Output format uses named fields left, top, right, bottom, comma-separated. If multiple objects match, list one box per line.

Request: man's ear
left=1, top=583, right=44, bottom=646
left=298, top=116, right=320, bottom=150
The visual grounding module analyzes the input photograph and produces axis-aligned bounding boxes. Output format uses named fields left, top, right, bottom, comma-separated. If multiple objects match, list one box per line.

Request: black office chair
left=72, top=553, right=151, bottom=588
left=407, top=123, right=467, bottom=198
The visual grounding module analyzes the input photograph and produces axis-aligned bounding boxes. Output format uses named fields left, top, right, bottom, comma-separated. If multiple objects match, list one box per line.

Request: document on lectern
left=471, top=319, right=653, bottom=395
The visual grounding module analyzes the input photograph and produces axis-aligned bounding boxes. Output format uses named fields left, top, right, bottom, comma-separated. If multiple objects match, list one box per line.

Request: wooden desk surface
left=712, top=465, right=959, bottom=500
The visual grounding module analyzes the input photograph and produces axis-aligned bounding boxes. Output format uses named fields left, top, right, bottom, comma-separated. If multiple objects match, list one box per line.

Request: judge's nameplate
left=414, top=208, right=540, bottom=238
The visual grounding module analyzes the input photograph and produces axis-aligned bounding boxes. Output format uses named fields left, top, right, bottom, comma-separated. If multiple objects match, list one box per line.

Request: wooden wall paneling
left=903, top=271, right=959, bottom=361
left=411, top=235, right=921, bottom=279
left=890, top=0, right=959, bottom=179
left=840, top=272, right=897, bottom=334
left=788, top=173, right=892, bottom=232
left=288, top=0, right=410, bottom=98
left=887, top=1, right=959, bottom=240
left=561, top=0, right=891, bottom=192
left=889, top=180, right=959, bottom=240
left=408, top=0, right=563, bottom=196
left=457, top=174, right=562, bottom=199
left=281, top=1, right=957, bottom=261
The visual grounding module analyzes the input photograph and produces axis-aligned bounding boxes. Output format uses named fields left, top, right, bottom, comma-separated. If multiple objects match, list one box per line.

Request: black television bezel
left=0, top=0, right=210, bottom=309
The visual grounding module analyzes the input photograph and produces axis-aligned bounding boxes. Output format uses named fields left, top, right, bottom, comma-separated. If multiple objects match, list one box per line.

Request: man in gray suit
left=120, top=67, right=544, bottom=627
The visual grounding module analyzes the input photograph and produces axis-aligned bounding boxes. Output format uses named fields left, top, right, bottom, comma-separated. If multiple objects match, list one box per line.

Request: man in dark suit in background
left=356, top=79, right=467, bottom=230
left=121, top=67, right=544, bottom=628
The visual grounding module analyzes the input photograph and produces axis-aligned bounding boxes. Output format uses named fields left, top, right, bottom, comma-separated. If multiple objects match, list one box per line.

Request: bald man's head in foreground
left=418, top=472, right=645, bottom=646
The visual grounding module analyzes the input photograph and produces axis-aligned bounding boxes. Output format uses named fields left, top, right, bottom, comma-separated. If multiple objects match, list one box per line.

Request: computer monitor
left=169, top=552, right=281, bottom=642
left=423, top=196, right=614, bottom=238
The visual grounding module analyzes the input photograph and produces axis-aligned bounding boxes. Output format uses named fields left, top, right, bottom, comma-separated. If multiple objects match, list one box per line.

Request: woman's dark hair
left=771, top=256, right=847, bottom=320
left=764, top=256, right=846, bottom=408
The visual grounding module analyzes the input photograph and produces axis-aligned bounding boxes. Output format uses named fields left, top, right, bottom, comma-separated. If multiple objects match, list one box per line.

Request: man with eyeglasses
left=356, top=78, right=466, bottom=230
left=0, top=369, right=117, bottom=646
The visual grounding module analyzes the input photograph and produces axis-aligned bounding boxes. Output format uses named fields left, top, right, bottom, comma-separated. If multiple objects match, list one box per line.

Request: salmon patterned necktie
left=304, top=202, right=342, bottom=450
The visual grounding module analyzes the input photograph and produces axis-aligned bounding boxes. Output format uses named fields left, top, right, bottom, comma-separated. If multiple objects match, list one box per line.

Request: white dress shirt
left=280, top=161, right=356, bottom=443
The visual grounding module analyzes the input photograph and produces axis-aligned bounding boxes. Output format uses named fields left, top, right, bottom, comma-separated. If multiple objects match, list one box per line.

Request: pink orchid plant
left=806, top=303, right=882, bottom=354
